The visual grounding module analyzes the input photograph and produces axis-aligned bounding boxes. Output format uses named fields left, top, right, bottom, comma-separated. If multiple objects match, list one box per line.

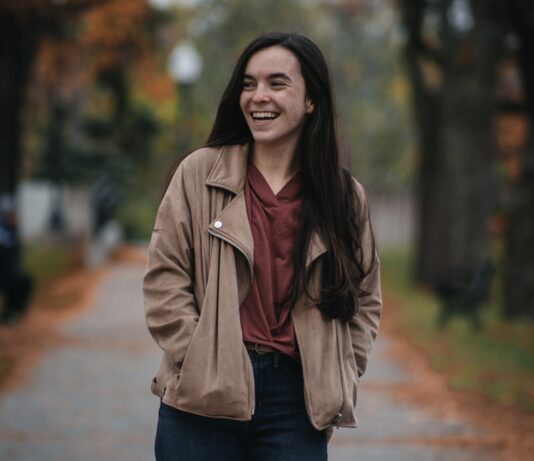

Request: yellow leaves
left=418, top=57, right=443, bottom=92
left=387, top=74, right=410, bottom=106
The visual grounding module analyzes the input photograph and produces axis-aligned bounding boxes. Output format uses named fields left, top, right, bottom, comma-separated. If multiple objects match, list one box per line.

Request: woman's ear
left=305, top=97, right=314, bottom=114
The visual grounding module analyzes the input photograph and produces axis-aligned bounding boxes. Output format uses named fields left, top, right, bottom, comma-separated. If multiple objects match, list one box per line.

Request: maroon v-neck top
left=240, top=161, right=303, bottom=359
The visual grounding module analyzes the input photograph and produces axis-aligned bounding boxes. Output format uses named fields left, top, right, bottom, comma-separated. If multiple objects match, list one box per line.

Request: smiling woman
left=239, top=46, right=314, bottom=172
left=143, top=32, right=382, bottom=461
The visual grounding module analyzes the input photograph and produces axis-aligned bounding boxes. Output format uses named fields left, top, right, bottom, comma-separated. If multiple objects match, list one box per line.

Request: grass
left=0, top=358, right=11, bottom=376
left=22, top=242, right=88, bottom=312
left=380, top=247, right=534, bottom=412
left=1, top=243, right=73, bottom=317
left=22, top=243, right=73, bottom=287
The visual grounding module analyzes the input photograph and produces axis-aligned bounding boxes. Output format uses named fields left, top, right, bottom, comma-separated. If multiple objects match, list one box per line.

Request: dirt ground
left=382, top=294, right=534, bottom=461
left=1, top=246, right=532, bottom=460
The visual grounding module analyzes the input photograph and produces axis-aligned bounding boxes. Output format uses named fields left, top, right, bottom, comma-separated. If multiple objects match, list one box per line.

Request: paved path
left=328, top=340, right=495, bottom=461
left=0, top=263, right=496, bottom=460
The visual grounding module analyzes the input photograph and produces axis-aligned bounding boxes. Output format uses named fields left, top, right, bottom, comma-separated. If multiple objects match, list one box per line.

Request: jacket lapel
left=207, top=192, right=254, bottom=266
left=206, top=144, right=254, bottom=266
left=206, top=144, right=249, bottom=194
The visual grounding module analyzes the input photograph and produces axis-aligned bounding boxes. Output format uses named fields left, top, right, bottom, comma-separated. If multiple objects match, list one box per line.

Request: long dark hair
left=207, top=32, right=375, bottom=322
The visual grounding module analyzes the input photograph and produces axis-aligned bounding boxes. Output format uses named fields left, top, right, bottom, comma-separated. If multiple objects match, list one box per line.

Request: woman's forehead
left=244, top=46, right=302, bottom=78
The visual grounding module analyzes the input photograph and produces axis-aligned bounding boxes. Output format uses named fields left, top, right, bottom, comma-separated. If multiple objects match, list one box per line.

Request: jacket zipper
left=334, top=321, right=346, bottom=426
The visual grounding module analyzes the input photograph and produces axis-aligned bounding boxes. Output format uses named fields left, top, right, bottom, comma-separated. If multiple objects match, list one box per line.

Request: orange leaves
left=31, top=0, right=154, bottom=93
left=35, top=38, right=89, bottom=93
left=81, top=0, right=151, bottom=75
left=134, top=54, right=174, bottom=102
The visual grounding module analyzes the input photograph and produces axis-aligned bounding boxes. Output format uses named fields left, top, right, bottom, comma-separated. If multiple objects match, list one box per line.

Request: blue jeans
left=155, top=349, right=328, bottom=461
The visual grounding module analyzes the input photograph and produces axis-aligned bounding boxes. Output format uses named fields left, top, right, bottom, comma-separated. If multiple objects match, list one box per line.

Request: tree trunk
left=438, top=75, right=496, bottom=277
left=400, top=0, right=501, bottom=289
left=0, top=11, right=36, bottom=197
left=400, top=0, right=447, bottom=285
left=440, top=10, right=501, bottom=278
left=503, top=1, right=534, bottom=318
left=504, top=142, right=534, bottom=319
left=405, top=50, right=446, bottom=286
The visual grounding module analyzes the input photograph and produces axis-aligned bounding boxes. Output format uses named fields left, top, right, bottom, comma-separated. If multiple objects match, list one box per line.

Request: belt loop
left=274, top=352, right=279, bottom=368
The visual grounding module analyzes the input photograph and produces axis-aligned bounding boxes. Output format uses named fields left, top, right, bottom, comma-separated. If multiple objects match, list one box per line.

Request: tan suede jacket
left=143, top=143, right=382, bottom=430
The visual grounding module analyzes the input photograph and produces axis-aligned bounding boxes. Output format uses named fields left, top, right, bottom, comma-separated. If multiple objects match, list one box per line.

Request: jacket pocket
left=151, top=359, right=182, bottom=398
left=151, top=376, right=166, bottom=397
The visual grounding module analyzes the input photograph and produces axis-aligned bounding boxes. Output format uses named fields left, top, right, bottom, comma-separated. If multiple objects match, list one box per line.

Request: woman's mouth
left=251, top=111, right=280, bottom=122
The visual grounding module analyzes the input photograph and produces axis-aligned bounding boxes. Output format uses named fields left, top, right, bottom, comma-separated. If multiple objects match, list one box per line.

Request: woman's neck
left=250, top=141, right=300, bottom=191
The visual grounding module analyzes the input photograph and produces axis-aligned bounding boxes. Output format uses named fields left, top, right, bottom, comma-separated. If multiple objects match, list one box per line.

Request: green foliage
left=321, top=5, right=415, bottom=189
left=22, top=243, right=72, bottom=285
left=19, top=243, right=84, bottom=312
left=0, top=358, right=12, bottom=383
left=117, top=195, right=158, bottom=241
left=181, top=0, right=415, bottom=190
left=381, top=246, right=534, bottom=412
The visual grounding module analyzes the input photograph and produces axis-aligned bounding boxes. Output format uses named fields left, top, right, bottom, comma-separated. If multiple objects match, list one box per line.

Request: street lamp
left=167, top=41, right=203, bottom=152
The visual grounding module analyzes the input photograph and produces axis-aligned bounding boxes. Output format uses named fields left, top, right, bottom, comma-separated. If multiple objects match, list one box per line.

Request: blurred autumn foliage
left=1, top=0, right=179, bottom=241
left=1, top=0, right=170, bottom=198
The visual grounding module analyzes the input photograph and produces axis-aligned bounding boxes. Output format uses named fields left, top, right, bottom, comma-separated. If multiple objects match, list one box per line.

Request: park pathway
left=0, top=259, right=497, bottom=460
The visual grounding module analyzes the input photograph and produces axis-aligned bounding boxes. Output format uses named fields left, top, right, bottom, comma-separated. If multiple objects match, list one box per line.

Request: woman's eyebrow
left=268, top=72, right=292, bottom=82
left=243, top=72, right=292, bottom=82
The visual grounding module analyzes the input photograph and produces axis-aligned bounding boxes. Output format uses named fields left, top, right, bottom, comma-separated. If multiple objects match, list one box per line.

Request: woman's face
left=239, top=46, right=314, bottom=150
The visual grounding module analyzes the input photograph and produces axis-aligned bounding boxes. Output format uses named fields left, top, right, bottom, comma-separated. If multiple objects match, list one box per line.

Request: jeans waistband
left=244, top=342, right=275, bottom=354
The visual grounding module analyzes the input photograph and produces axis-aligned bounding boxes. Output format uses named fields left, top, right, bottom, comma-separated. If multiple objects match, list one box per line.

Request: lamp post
left=47, top=96, right=66, bottom=233
left=167, top=41, right=203, bottom=152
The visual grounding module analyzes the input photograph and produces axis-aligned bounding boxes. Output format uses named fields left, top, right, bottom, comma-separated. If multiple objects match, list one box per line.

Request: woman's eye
left=272, top=81, right=285, bottom=87
left=242, top=81, right=255, bottom=89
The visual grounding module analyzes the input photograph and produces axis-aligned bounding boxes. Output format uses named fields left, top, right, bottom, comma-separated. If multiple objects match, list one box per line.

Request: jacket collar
left=205, top=143, right=327, bottom=266
left=206, top=143, right=249, bottom=194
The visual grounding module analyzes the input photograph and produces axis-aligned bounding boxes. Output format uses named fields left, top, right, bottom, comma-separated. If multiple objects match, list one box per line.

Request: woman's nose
left=251, top=86, right=270, bottom=103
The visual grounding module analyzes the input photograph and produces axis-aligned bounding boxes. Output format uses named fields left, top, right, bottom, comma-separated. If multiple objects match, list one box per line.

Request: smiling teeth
left=252, top=112, right=278, bottom=120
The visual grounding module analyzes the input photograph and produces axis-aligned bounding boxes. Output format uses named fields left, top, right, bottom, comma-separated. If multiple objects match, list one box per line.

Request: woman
left=144, top=32, right=382, bottom=461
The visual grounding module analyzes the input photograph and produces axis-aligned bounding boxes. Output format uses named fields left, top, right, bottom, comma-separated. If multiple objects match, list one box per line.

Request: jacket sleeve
left=349, top=181, right=382, bottom=378
left=143, top=162, right=199, bottom=367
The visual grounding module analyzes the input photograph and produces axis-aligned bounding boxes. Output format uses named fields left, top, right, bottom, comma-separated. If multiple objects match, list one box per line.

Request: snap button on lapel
left=214, top=220, right=223, bottom=229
